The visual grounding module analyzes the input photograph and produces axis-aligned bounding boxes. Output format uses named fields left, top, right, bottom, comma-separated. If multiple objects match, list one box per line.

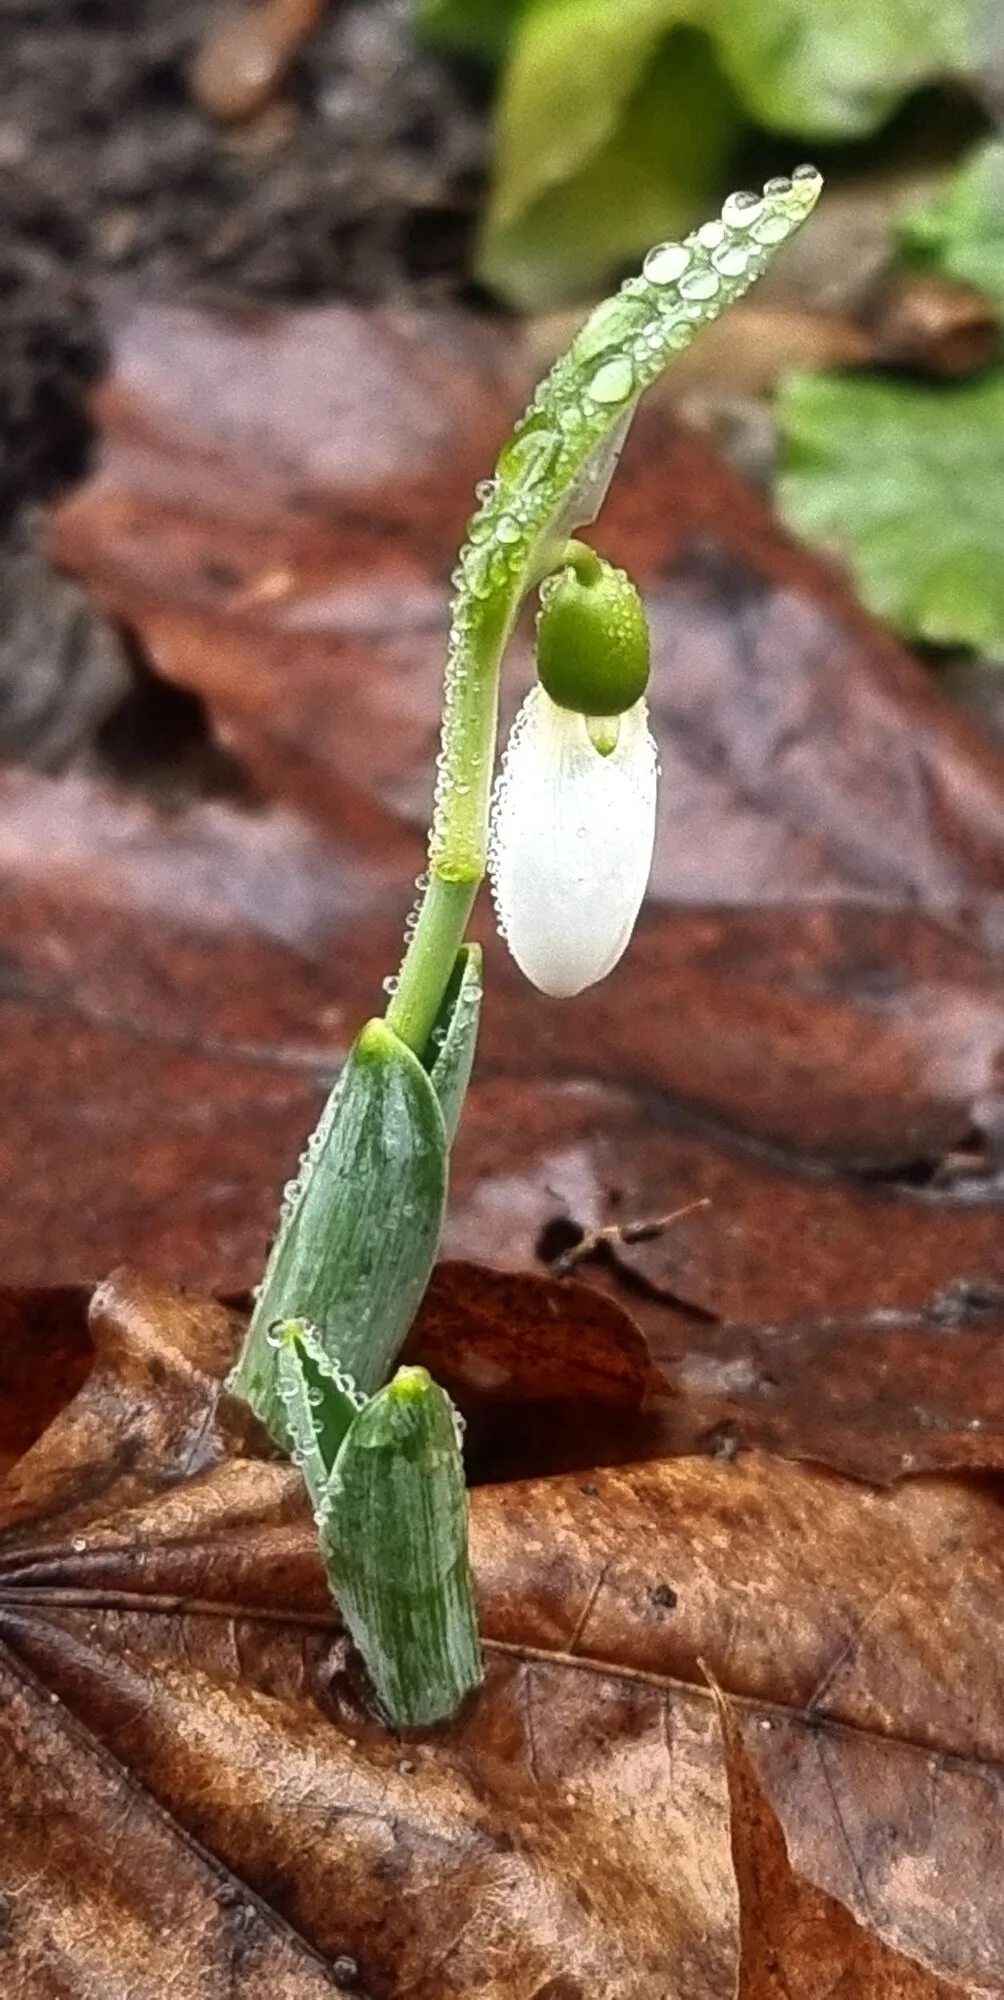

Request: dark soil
left=0, top=0, right=488, bottom=766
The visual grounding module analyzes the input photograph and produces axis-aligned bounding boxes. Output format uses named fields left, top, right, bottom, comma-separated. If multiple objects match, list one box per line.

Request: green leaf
left=480, top=26, right=741, bottom=307
left=273, top=1320, right=365, bottom=1514
left=426, top=942, right=482, bottom=1143
left=900, top=140, right=1004, bottom=313
left=777, top=367, right=1004, bottom=654
left=416, top=0, right=525, bottom=62
left=228, top=1019, right=448, bottom=1444
left=706, top=0, right=967, bottom=138
left=486, top=0, right=687, bottom=235
left=319, top=1367, right=483, bottom=1728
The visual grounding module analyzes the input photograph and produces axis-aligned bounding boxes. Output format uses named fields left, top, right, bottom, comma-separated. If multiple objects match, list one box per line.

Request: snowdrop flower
left=489, top=546, right=658, bottom=998
left=489, top=685, right=658, bottom=996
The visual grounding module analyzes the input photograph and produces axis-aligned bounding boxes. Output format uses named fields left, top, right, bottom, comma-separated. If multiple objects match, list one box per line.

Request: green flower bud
left=536, top=548, right=650, bottom=717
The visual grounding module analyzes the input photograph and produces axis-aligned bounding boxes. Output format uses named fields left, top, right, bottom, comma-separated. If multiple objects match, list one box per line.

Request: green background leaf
left=479, top=25, right=741, bottom=307
left=777, top=367, right=1004, bottom=655
left=426, top=0, right=970, bottom=305
left=416, top=0, right=525, bottom=62
left=900, top=139, right=1004, bottom=312
left=709, top=0, right=968, bottom=137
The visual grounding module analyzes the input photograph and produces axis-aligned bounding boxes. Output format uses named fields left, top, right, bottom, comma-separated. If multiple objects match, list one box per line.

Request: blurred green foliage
left=419, top=0, right=968, bottom=306
left=419, top=0, right=1004, bottom=665
left=900, top=138, right=1004, bottom=312
left=778, top=368, right=1004, bottom=655
left=778, top=138, right=1004, bottom=660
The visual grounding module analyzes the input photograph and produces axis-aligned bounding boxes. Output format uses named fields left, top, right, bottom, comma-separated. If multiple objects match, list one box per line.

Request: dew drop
left=792, top=162, right=820, bottom=186
left=71, top=1536, right=87, bottom=1554
left=721, top=190, right=762, bottom=230
left=474, top=478, right=495, bottom=503
left=462, top=543, right=494, bottom=598
left=495, top=513, right=522, bottom=545
left=497, top=425, right=560, bottom=490
left=763, top=175, right=792, bottom=198
left=381, top=974, right=399, bottom=996
left=751, top=213, right=790, bottom=246
left=678, top=266, right=720, bottom=302
left=696, top=220, right=725, bottom=249
left=586, top=355, right=635, bottom=404
left=711, top=243, right=750, bottom=277
left=574, top=293, right=646, bottom=361
left=666, top=324, right=691, bottom=349
left=642, top=240, right=690, bottom=286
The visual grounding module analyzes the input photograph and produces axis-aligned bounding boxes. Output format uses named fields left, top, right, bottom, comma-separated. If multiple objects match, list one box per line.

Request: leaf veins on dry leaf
left=2, top=1270, right=1004, bottom=1997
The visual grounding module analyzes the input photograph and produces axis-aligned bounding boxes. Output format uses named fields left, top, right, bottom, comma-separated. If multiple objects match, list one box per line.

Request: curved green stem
left=383, top=171, right=824, bottom=1056
left=386, top=875, right=479, bottom=1057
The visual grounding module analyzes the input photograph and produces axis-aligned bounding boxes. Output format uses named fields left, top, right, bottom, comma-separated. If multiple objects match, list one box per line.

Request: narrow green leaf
left=273, top=1319, right=365, bottom=1514
left=434, top=167, right=823, bottom=882
left=320, top=1366, right=483, bottom=1729
left=228, top=1019, right=448, bottom=1444
left=777, top=366, right=1004, bottom=654
left=426, top=943, right=482, bottom=1143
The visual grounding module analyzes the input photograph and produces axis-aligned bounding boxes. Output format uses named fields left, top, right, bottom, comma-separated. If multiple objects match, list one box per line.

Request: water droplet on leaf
left=679, top=267, right=720, bottom=302
left=586, top=355, right=635, bottom=404
left=642, top=241, right=690, bottom=285
left=751, top=213, right=790, bottom=246
left=722, top=190, right=762, bottom=230
left=711, top=243, right=750, bottom=277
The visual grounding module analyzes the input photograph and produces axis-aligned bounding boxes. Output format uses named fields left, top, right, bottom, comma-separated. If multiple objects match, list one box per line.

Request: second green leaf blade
left=320, top=1366, right=483, bottom=1729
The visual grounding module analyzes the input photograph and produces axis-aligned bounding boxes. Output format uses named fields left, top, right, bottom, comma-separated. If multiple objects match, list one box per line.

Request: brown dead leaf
left=0, top=1288, right=91, bottom=1480
left=405, top=1260, right=665, bottom=1481
left=3, top=1271, right=1003, bottom=1998
left=713, top=1683, right=958, bottom=1997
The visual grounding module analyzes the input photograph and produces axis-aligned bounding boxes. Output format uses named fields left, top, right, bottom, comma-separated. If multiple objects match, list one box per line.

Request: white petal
left=488, top=686, right=658, bottom=997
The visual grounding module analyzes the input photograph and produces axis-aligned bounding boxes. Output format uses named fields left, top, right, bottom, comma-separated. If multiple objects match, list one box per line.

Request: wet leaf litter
left=3, top=167, right=1004, bottom=2000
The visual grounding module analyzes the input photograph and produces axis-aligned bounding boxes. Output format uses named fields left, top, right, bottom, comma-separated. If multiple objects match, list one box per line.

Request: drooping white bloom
left=488, top=684, right=658, bottom=998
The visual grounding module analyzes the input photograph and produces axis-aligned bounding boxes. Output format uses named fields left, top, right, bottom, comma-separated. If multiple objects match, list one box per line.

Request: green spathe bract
left=229, top=1018, right=448, bottom=1445
left=230, top=170, right=823, bottom=1727
left=319, top=1368, right=483, bottom=1728
left=274, top=1319, right=365, bottom=1513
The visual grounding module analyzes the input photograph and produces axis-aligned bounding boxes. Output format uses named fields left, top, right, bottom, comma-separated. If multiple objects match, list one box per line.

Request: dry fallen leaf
left=713, top=1682, right=959, bottom=1997
left=2, top=1271, right=1003, bottom=1997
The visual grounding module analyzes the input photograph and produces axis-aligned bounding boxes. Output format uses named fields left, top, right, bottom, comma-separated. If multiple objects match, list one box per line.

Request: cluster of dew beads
left=584, top=166, right=823, bottom=402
